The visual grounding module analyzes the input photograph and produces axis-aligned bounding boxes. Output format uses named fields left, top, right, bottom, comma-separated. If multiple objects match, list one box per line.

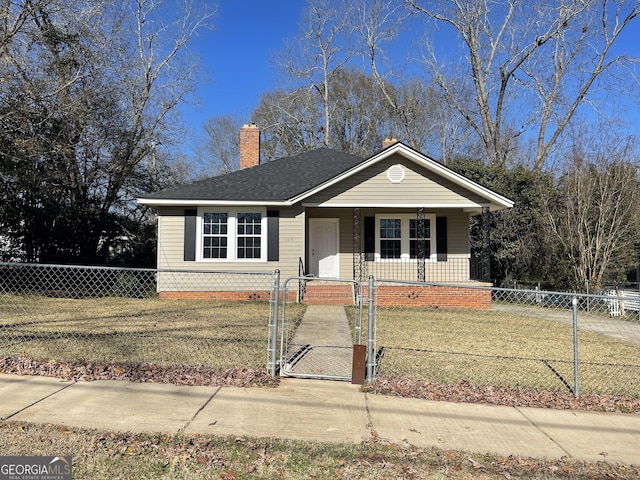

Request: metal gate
left=278, top=277, right=365, bottom=381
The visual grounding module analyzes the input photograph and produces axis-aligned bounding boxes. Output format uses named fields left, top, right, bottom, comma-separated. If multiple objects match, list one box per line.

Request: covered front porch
left=302, top=206, right=492, bottom=285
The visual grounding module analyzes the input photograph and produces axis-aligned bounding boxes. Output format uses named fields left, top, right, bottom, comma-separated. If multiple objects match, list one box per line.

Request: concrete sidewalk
left=1, top=373, right=639, bottom=466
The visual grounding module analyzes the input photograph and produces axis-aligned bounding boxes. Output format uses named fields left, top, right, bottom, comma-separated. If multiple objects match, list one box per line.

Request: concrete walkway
left=282, top=305, right=355, bottom=380
left=1, top=373, right=639, bottom=466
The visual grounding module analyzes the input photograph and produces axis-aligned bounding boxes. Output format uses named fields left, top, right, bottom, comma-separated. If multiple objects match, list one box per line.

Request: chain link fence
left=276, top=277, right=364, bottom=381
left=2, top=263, right=639, bottom=399
left=372, top=279, right=640, bottom=399
left=0, top=263, right=279, bottom=370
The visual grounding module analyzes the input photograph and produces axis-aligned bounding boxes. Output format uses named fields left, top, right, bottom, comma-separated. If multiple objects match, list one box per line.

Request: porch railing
left=364, top=257, right=486, bottom=283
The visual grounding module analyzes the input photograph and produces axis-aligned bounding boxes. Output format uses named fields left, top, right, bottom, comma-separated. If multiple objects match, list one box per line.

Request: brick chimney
left=240, top=123, right=260, bottom=169
left=382, top=137, right=398, bottom=149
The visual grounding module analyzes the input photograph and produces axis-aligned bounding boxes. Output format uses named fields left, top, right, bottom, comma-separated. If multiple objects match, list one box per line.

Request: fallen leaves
left=2, top=421, right=640, bottom=479
left=0, top=356, right=278, bottom=388
left=468, top=457, right=486, bottom=471
left=364, top=375, right=640, bottom=414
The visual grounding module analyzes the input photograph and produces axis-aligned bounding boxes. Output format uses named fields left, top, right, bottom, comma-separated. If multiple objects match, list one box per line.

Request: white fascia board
left=290, top=143, right=514, bottom=210
left=302, top=202, right=487, bottom=209
left=136, top=198, right=289, bottom=207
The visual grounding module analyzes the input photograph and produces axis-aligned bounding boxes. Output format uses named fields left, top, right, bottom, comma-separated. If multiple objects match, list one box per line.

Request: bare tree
left=545, top=129, right=640, bottom=291
left=275, top=0, right=352, bottom=147
left=350, top=0, right=416, bottom=144
left=349, top=0, right=481, bottom=162
left=408, top=0, right=640, bottom=170
left=196, top=115, right=242, bottom=176
left=329, top=68, right=393, bottom=155
left=0, top=0, right=215, bottom=263
left=253, top=88, right=324, bottom=160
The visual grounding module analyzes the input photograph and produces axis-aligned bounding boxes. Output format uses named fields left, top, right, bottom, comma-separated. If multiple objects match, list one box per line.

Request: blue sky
left=183, top=1, right=307, bottom=132
left=180, top=1, right=639, bottom=147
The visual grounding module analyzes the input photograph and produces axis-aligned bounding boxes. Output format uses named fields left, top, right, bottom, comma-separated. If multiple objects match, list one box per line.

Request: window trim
left=374, top=213, right=436, bottom=261
left=196, top=207, right=267, bottom=262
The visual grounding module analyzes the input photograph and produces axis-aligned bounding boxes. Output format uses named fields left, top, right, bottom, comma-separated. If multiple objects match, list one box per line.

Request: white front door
left=309, top=218, right=339, bottom=277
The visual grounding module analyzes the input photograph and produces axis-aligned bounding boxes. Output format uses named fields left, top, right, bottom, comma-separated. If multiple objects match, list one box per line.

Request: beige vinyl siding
left=308, top=155, right=486, bottom=207
left=277, top=206, right=306, bottom=278
left=447, top=210, right=470, bottom=256
left=156, top=207, right=186, bottom=269
left=155, top=206, right=304, bottom=291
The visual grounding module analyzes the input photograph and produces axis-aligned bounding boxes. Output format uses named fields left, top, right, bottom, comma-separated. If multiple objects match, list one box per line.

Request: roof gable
left=305, top=155, right=489, bottom=208
left=292, top=143, right=514, bottom=211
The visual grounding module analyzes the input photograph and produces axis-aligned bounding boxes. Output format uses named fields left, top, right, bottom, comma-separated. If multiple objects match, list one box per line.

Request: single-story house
left=137, top=124, right=513, bottom=308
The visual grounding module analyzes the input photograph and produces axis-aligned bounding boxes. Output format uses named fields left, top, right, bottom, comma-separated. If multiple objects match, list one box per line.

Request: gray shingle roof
left=142, top=147, right=365, bottom=202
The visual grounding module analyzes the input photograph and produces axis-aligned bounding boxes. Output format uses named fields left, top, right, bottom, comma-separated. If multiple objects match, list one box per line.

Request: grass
left=373, top=306, right=640, bottom=397
left=0, top=294, right=306, bottom=369
left=2, top=294, right=639, bottom=396
left=1, top=422, right=637, bottom=479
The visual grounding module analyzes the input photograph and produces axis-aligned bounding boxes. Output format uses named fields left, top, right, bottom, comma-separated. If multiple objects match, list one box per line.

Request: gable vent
left=387, top=164, right=405, bottom=183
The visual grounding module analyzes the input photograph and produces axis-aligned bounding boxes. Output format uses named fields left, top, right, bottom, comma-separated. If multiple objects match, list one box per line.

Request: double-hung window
left=199, top=209, right=266, bottom=261
left=380, top=218, right=402, bottom=259
left=203, top=213, right=228, bottom=259
left=409, top=218, right=431, bottom=258
left=376, top=214, right=434, bottom=260
left=236, top=212, right=262, bottom=259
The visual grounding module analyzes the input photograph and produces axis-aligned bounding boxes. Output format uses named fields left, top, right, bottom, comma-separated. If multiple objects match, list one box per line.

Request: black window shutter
left=436, top=216, right=447, bottom=262
left=267, top=210, right=279, bottom=261
left=364, top=216, right=375, bottom=261
left=184, top=209, right=197, bottom=261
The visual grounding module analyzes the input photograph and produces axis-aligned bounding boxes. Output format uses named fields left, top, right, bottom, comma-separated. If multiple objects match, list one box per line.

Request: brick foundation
left=159, top=290, right=272, bottom=301
left=302, top=284, right=355, bottom=305
left=158, top=285, right=491, bottom=309
left=369, top=285, right=491, bottom=310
